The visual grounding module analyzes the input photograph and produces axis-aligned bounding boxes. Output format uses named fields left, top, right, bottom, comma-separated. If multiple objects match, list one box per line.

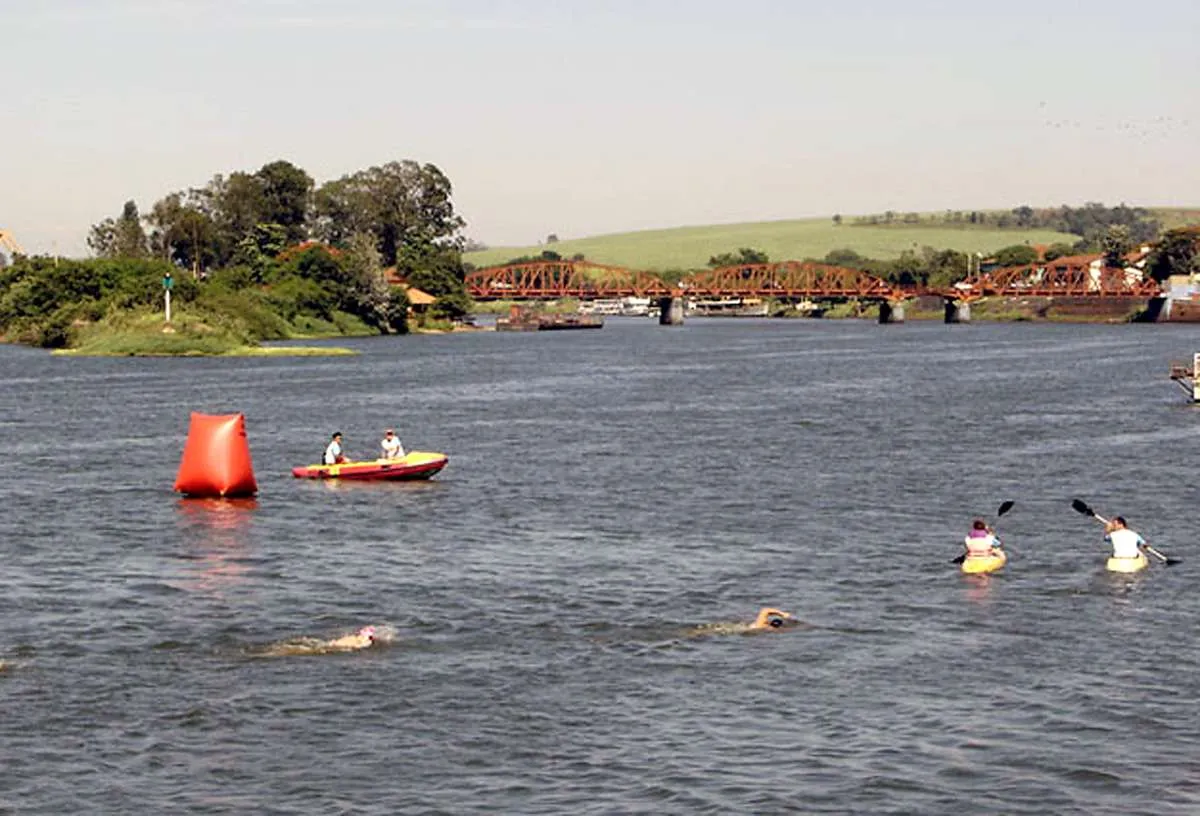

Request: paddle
left=1070, top=498, right=1180, bottom=566
left=952, top=501, right=1014, bottom=564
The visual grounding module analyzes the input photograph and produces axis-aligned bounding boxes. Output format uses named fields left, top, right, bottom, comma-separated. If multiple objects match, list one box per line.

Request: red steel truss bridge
left=465, top=258, right=1163, bottom=302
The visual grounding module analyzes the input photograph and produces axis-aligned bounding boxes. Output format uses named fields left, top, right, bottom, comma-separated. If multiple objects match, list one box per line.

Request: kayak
left=291, top=451, right=448, bottom=481
left=961, top=550, right=1007, bottom=575
left=1106, top=553, right=1148, bottom=573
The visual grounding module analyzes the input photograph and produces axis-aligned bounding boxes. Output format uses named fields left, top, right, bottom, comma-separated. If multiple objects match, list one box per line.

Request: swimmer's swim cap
left=358, top=626, right=377, bottom=640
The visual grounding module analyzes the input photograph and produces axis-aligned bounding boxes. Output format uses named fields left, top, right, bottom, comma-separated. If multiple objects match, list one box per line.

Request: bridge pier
left=944, top=300, right=971, bottom=324
left=658, top=296, right=684, bottom=326
left=879, top=301, right=906, bottom=324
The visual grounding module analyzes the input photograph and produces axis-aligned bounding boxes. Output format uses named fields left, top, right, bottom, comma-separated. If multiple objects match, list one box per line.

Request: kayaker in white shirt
left=380, top=428, right=405, bottom=460
left=963, top=519, right=1002, bottom=558
left=1104, top=516, right=1146, bottom=559
left=323, top=432, right=349, bottom=465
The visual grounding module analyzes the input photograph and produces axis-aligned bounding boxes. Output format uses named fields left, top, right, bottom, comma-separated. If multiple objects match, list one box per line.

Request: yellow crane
left=0, top=228, right=24, bottom=256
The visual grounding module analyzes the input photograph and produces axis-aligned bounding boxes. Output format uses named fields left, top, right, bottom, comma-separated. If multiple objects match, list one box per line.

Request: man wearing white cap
left=380, top=428, right=405, bottom=460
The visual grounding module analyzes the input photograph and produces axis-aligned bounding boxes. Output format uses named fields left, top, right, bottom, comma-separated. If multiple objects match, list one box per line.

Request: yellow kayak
left=961, top=550, right=1007, bottom=575
left=1106, top=553, right=1148, bottom=573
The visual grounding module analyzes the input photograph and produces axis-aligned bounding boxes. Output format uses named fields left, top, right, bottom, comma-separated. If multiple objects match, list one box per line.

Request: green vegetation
left=468, top=205, right=1199, bottom=273
left=465, top=219, right=1077, bottom=271
left=2, top=157, right=473, bottom=353
left=472, top=298, right=580, bottom=315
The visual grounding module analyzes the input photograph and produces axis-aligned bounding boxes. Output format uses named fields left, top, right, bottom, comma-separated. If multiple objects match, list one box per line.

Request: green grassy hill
left=465, top=208, right=1200, bottom=271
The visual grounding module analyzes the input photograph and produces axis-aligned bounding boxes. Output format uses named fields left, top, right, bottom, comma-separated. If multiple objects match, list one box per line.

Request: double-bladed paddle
left=1070, top=498, right=1179, bottom=565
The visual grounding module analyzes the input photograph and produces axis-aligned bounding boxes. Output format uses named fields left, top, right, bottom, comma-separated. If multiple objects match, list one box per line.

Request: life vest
left=964, top=533, right=998, bottom=557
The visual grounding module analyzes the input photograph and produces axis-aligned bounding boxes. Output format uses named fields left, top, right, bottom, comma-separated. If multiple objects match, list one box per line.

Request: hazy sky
left=5, top=0, right=1198, bottom=256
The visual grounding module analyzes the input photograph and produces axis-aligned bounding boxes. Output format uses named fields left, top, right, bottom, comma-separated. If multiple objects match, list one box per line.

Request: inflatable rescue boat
left=292, top=451, right=448, bottom=481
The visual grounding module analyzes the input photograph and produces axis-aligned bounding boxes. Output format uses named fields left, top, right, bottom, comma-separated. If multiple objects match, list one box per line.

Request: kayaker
left=963, top=519, right=1002, bottom=559
left=380, top=429, right=405, bottom=460
left=323, top=432, right=350, bottom=465
left=1104, top=516, right=1147, bottom=561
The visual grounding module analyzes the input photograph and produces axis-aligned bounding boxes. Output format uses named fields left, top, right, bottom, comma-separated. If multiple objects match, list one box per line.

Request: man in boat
left=380, top=428, right=405, bottom=460
left=963, top=519, right=1002, bottom=559
left=1104, top=516, right=1147, bottom=561
left=323, top=432, right=350, bottom=465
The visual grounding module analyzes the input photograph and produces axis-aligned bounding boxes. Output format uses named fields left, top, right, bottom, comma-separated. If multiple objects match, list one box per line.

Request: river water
left=1, top=318, right=1198, bottom=814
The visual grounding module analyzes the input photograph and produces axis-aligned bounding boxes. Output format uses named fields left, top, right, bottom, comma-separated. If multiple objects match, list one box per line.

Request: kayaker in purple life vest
left=964, top=519, right=1002, bottom=559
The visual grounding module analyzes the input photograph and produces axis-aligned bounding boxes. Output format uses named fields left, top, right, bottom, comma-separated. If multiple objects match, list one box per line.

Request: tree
left=1012, top=205, right=1035, bottom=227
left=146, top=192, right=219, bottom=275
left=205, top=172, right=265, bottom=259
left=884, top=250, right=926, bottom=286
left=1101, top=224, right=1133, bottom=268
left=1042, top=242, right=1075, bottom=262
left=832, top=214, right=842, bottom=226
left=88, top=200, right=149, bottom=258
left=993, top=244, right=1039, bottom=267
left=312, top=160, right=465, bottom=266
left=342, top=231, right=406, bottom=332
left=394, top=242, right=470, bottom=321
left=923, top=248, right=970, bottom=287
left=546, top=233, right=559, bottom=244
left=708, top=247, right=769, bottom=267
left=1147, top=227, right=1200, bottom=282
left=255, top=159, right=313, bottom=244
left=233, top=223, right=289, bottom=280
left=824, top=248, right=865, bottom=267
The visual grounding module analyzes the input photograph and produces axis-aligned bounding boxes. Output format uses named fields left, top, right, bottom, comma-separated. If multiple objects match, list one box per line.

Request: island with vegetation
left=0, top=158, right=473, bottom=355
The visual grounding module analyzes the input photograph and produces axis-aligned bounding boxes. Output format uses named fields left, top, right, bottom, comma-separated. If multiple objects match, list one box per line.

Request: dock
left=496, top=305, right=604, bottom=332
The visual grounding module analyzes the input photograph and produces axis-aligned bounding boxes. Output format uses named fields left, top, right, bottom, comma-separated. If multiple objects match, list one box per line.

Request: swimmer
left=327, top=625, right=378, bottom=651
left=256, top=626, right=381, bottom=657
left=689, top=607, right=800, bottom=637
left=750, top=607, right=795, bottom=630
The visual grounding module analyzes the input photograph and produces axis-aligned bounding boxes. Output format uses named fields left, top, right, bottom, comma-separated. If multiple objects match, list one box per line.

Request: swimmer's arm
left=753, top=607, right=793, bottom=627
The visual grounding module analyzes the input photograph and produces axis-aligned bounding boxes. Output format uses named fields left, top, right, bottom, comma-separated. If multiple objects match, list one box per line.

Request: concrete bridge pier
left=944, top=299, right=971, bottom=324
left=879, top=300, right=906, bottom=324
left=658, top=296, right=684, bottom=326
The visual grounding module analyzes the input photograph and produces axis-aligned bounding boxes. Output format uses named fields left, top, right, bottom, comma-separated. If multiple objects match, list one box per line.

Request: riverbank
left=45, top=308, right=367, bottom=356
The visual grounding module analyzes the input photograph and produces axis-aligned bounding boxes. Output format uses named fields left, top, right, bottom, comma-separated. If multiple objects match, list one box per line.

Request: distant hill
left=465, top=208, right=1200, bottom=271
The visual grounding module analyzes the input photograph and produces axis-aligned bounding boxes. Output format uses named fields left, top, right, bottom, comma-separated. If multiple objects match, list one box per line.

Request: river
left=1, top=318, right=1198, bottom=814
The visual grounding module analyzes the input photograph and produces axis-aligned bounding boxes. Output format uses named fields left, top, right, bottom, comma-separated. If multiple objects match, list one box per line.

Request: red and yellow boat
left=291, top=451, right=448, bottom=481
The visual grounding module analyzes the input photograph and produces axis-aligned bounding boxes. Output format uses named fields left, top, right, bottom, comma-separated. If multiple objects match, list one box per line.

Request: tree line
left=86, top=158, right=471, bottom=322
left=840, top=202, right=1161, bottom=247
left=703, top=231, right=1199, bottom=290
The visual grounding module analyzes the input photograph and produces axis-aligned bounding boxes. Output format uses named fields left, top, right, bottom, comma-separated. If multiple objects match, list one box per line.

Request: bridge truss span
left=959, top=261, right=1163, bottom=299
left=681, top=261, right=898, bottom=300
left=466, top=261, right=673, bottom=300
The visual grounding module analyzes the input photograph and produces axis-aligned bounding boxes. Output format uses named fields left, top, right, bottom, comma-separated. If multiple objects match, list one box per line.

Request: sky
left=4, top=0, right=1198, bottom=256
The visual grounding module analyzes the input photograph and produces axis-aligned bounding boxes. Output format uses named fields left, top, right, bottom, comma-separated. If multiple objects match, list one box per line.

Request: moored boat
left=1106, top=553, right=1148, bottom=573
left=961, top=550, right=1007, bottom=575
left=292, top=451, right=449, bottom=481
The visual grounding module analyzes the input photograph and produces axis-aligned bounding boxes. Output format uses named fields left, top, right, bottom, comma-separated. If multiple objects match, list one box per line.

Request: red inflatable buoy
left=174, top=413, right=258, bottom=498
